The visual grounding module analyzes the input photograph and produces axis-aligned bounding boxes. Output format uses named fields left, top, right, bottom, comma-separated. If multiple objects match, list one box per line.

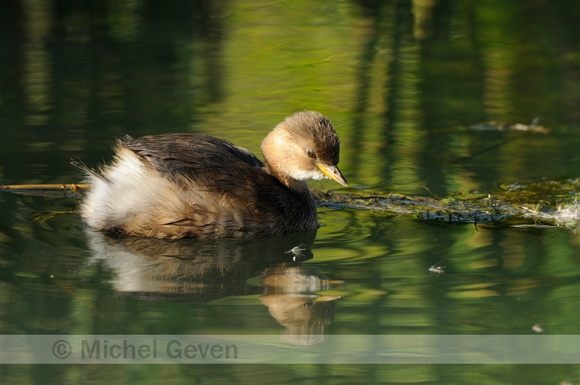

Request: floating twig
left=0, top=183, right=89, bottom=198
left=0, top=184, right=89, bottom=192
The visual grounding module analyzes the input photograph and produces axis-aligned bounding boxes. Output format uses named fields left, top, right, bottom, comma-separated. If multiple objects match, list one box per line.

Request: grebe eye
left=307, top=150, right=316, bottom=159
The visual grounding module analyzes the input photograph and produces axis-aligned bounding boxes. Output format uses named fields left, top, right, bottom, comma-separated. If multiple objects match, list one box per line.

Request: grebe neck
left=261, top=126, right=310, bottom=193
left=263, top=161, right=311, bottom=193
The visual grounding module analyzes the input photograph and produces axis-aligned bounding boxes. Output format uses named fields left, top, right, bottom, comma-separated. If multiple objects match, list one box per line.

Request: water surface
left=1, top=0, right=580, bottom=384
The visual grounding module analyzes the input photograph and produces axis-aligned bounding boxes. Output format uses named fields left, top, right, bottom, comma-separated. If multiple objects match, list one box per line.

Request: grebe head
left=261, top=111, right=348, bottom=189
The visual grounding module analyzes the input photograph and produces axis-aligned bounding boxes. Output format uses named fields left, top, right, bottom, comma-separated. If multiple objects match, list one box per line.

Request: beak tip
left=318, top=163, right=348, bottom=187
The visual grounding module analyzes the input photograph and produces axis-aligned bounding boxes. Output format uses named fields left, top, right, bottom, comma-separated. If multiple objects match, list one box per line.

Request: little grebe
left=79, top=111, right=347, bottom=239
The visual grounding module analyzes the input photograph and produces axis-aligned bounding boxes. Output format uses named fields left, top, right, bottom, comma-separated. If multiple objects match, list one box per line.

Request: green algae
left=314, top=177, right=580, bottom=228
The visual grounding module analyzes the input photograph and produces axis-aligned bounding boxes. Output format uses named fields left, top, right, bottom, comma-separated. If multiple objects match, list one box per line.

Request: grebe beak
left=317, top=163, right=348, bottom=187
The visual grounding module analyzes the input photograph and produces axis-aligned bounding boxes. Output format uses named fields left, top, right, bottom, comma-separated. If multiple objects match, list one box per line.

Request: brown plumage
left=79, top=111, right=347, bottom=239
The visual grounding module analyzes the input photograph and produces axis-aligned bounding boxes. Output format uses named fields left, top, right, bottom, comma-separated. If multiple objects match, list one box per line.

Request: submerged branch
left=315, top=191, right=519, bottom=223
left=315, top=177, right=580, bottom=230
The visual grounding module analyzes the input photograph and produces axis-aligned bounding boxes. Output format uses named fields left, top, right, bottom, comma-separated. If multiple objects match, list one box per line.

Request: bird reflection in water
left=261, top=264, right=341, bottom=346
left=84, top=229, right=341, bottom=344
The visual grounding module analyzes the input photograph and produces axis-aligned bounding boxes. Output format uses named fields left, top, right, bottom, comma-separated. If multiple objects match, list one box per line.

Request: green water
left=1, top=0, right=580, bottom=383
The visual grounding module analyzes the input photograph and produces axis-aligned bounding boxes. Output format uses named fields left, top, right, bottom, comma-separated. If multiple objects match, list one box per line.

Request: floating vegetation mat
left=314, top=177, right=580, bottom=230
